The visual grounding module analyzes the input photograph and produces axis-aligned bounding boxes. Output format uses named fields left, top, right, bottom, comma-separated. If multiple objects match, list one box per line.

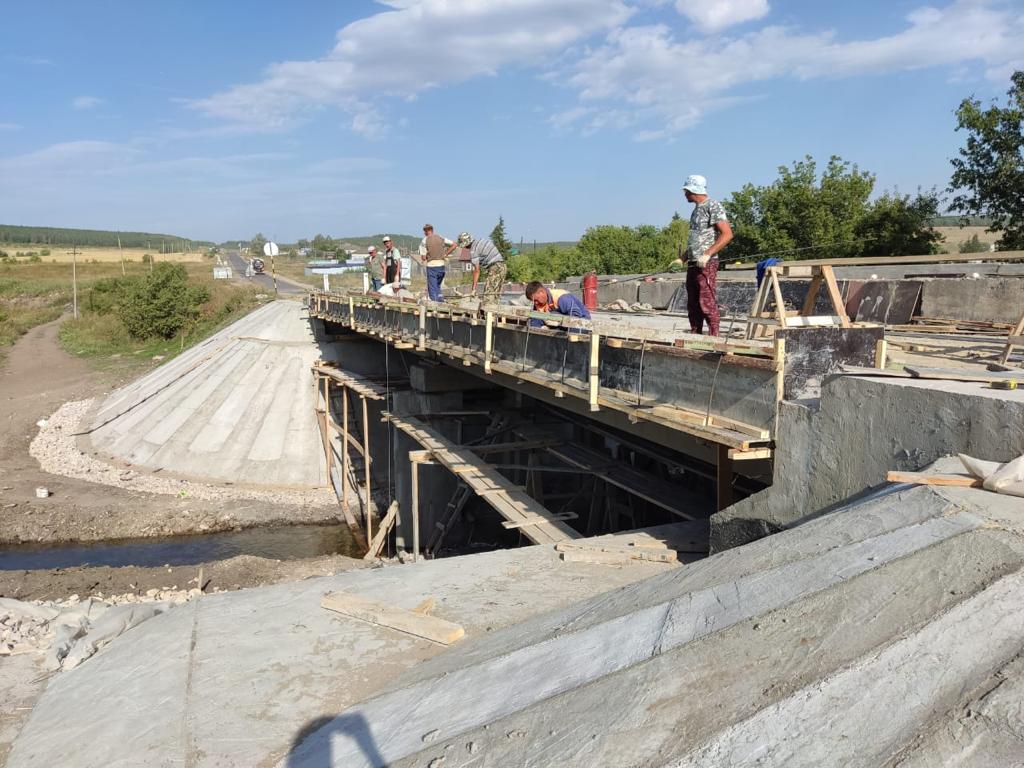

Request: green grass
left=58, top=266, right=265, bottom=372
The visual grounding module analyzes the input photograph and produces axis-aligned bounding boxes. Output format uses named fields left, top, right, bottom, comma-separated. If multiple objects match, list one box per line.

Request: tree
left=949, top=71, right=1024, bottom=250
left=725, top=155, right=943, bottom=260
left=311, top=234, right=336, bottom=258
left=118, top=263, right=210, bottom=339
left=725, top=156, right=874, bottom=261
left=490, top=216, right=513, bottom=255
left=249, top=233, right=267, bottom=260
left=857, top=190, right=943, bottom=256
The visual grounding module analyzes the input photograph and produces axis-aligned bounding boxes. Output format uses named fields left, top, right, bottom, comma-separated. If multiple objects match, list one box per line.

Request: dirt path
left=0, top=318, right=340, bottom=547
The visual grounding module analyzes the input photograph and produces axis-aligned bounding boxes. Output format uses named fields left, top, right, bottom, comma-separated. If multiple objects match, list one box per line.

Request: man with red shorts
left=683, top=174, right=733, bottom=335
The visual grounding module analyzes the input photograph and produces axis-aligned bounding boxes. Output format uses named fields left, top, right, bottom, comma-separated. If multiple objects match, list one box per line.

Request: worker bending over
left=524, top=282, right=591, bottom=326
left=457, top=231, right=506, bottom=304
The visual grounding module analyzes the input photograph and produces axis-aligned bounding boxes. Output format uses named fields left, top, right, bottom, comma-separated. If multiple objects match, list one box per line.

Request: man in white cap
left=683, top=174, right=732, bottom=336
left=381, top=235, right=401, bottom=284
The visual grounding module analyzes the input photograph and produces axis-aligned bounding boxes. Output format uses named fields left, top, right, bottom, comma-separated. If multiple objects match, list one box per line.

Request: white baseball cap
left=382, top=235, right=392, bottom=242
left=682, top=174, right=707, bottom=195
left=368, top=245, right=377, bottom=253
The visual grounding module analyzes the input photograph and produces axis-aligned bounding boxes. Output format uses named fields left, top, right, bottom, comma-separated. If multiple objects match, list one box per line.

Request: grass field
left=933, top=226, right=999, bottom=253
left=0, top=259, right=261, bottom=371
left=0, top=243, right=208, bottom=264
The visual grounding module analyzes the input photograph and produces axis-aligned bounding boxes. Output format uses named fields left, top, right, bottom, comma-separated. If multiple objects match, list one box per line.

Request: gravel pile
left=31, top=399, right=335, bottom=507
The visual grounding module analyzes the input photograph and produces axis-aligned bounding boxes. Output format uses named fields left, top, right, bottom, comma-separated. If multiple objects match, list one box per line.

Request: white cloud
left=675, top=0, right=769, bottom=32
left=191, top=0, right=632, bottom=129
left=559, top=0, right=1024, bottom=140
left=72, top=95, right=103, bottom=110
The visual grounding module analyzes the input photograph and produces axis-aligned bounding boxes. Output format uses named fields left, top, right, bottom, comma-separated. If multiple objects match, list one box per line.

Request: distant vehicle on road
left=251, top=257, right=266, bottom=274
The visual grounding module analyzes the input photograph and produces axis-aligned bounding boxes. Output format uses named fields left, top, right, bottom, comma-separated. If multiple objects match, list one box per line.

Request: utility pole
left=117, top=233, right=125, bottom=276
left=68, top=244, right=80, bottom=319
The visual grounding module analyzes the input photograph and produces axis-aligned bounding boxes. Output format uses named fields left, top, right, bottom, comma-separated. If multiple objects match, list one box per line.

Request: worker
left=418, top=224, right=455, bottom=302
left=381, top=235, right=401, bottom=284
left=756, top=257, right=781, bottom=288
left=524, top=281, right=591, bottom=326
left=457, top=232, right=506, bottom=304
left=683, top=174, right=732, bottom=336
left=366, top=245, right=384, bottom=291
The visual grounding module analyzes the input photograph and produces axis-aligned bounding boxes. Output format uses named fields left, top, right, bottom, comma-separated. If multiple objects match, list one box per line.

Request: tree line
left=0, top=224, right=210, bottom=250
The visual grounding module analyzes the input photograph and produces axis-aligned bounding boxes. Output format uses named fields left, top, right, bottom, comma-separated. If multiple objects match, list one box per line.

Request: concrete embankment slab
left=6, top=537, right=675, bottom=767
left=86, top=300, right=332, bottom=488
left=11, top=479, right=1024, bottom=767
left=282, top=483, right=1024, bottom=767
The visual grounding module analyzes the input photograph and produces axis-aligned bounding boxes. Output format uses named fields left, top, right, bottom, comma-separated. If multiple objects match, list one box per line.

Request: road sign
left=263, top=241, right=280, bottom=257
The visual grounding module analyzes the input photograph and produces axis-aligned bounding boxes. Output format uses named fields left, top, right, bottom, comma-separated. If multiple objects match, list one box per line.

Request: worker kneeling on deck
left=525, top=282, right=591, bottom=327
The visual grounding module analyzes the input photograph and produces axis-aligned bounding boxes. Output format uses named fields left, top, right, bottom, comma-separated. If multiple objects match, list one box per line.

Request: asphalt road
left=224, top=250, right=307, bottom=297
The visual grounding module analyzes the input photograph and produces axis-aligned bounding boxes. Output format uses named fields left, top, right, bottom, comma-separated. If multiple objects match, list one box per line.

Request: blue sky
left=1, top=0, right=1022, bottom=243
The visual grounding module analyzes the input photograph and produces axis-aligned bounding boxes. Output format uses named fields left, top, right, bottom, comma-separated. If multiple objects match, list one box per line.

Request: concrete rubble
left=0, top=589, right=198, bottom=671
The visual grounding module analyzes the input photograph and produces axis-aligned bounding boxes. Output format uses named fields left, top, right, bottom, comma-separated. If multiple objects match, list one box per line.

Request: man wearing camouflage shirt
left=683, top=174, right=733, bottom=336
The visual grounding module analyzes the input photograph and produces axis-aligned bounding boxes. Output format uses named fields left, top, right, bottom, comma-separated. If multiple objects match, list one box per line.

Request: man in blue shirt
left=525, top=282, right=591, bottom=326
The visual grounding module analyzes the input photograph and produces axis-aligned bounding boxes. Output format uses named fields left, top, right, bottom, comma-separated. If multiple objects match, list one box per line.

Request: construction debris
left=0, top=590, right=197, bottom=670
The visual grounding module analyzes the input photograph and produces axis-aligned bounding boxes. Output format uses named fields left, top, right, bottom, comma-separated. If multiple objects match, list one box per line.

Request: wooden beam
left=874, top=338, right=888, bottom=369
left=886, top=471, right=982, bottom=488
left=364, top=501, right=399, bottom=560
left=728, top=250, right=1024, bottom=269
left=484, top=310, right=494, bottom=373
left=728, top=447, right=773, bottom=461
left=321, top=592, right=465, bottom=645
left=411, top=458, right=421, bottom=562
left=361, top=394, right=373, bottom=545
left=342, top=386, right=350, bottom=517
left=387, top=414, right=580, bottom=545
left=717, top=443, right=734, bottom=511
left=589, top=332, right=601, bottom=412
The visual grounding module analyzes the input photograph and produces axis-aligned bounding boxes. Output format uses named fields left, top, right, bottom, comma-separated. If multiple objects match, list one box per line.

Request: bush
left=117, top=263, right=210, bottom=339
left=959, top=234, right=990, bottom=253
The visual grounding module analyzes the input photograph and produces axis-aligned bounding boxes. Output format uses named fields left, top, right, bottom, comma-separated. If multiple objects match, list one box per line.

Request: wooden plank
left=559, top=549, right=631, bottom=566
left=321, top=592, right=465, bottom=645
left=364, top=501, right=399, bottom=560
left=555, top=541, right=678, bottom=564
left=886, top=471, right=982, bottom=487
left=469, top=438, right=559, bottom=456
left=903, top=366, right=1024, bottom=384
left=728, top=447, right=772, bottom=461
left=874, top=338, right=888, bottom=369
left=728, top=250, right=1024, bottom=270
left=717, top=443, right=733, bottom=511
left=502, top=512, right=578, bottom=529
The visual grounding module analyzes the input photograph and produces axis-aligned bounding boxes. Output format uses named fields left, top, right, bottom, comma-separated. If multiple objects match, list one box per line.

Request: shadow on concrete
left=286, top=713, right=386, bottom=768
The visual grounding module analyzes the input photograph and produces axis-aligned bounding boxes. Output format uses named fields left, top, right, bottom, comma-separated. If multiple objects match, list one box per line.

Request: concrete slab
left=87, top=301, right=335, bottom=488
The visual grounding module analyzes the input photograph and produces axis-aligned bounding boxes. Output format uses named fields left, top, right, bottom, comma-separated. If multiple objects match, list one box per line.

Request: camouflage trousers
left=482, top=261, right=507, bottom=304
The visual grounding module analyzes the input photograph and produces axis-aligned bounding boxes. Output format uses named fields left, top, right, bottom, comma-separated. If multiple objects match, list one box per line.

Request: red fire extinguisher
left=583, top=272, right=598, bottom=311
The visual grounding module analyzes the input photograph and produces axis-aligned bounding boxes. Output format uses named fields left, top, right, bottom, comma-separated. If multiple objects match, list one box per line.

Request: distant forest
left=0, top=224, right=211, bottom=250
